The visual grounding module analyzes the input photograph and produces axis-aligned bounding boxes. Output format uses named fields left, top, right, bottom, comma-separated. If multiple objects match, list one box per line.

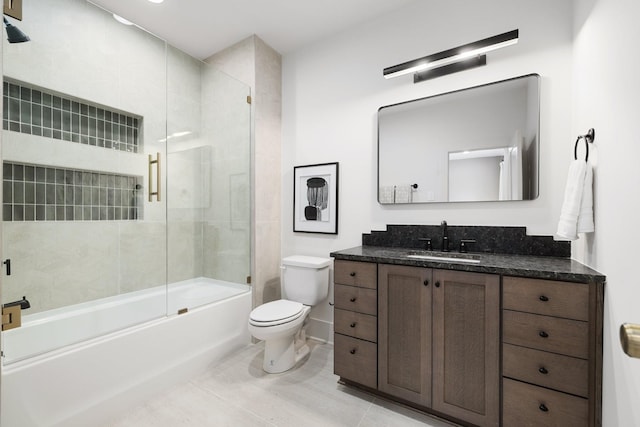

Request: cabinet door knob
left=350, top=349, right=356, bottom=354
left=350, top=297, right=357, bottom=302
left=539, top=330, right=549, bottom=338
left=435, top=281, right=441, bottom=288
left=350, top=322, right=356, bottom=328
left=350, top=272, right=356, bottom=277
left=539, top=295, right=549, bottom=302
left=423, top=279, right=429, bottom=286
left=538, top=366, right=549, bottom=375
left=539, top=404, right=549, bottom=412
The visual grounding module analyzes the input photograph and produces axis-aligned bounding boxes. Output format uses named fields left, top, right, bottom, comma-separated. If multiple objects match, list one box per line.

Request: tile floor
left=105, top=340, right=457, bottom=427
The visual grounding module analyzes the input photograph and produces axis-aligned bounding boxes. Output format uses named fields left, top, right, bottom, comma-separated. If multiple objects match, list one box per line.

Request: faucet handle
left=459, top=239, right=476, bottom=253
left=418, top=237, right=432, bottom=251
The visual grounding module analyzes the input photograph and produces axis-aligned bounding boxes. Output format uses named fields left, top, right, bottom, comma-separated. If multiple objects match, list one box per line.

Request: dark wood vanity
left=331, top=241, right=604, bottom=427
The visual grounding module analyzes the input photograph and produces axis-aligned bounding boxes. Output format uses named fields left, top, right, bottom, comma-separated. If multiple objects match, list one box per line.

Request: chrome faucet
left=441, top=220, right=449, bottom=252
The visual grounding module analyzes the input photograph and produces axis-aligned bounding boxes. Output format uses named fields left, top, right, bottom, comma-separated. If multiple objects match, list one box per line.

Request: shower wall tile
left=3, top=79, right=142, bottom=153
left=3, top=161, right=143, bottom=222
left=168, top=220, right=204, bottom=284
left=1, top=222, right=121, bottom=312
left=203, top=223, right=250, bottom=285
left=117, top=222, right=167, bottom=294
left=1, top=221, right=171, bottom=312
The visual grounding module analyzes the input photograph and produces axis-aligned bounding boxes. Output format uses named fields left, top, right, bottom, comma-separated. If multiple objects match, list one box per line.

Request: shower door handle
left=621, top=323, right=640, bottom=358
left=148, top=153, right=161, bottom=202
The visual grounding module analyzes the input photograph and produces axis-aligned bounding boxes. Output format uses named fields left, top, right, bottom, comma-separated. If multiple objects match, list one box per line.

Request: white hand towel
left=556, top=160, right=587, bottom=240
left=379, top=186, right=395, bottom=204
left=577, top=163, right=594, bottom=233
left=394, top=185, right=412, bottom=203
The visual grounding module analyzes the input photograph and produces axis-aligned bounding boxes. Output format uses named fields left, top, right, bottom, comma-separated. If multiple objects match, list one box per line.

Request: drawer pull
left=539, top=295, right=549, bottom=302
left=435, top=281, right=441, bottom=288
left=350, top=272, right=356, bottom=277
left=539, top=404, right=549, bottom=412
left=423, top=279, right=429, bottom=286
left=539, top=330, right=549, bottom=338
left=538, top=366, right=549, bottom=375
left=350, top=349, right=356, bottom=354
left=350, top=322, right=356, bottom=328
left=350, top=297, right=357, bottom=302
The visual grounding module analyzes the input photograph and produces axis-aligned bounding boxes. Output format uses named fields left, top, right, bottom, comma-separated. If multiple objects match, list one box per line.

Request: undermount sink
left=405, top=252, right=481, bottom=264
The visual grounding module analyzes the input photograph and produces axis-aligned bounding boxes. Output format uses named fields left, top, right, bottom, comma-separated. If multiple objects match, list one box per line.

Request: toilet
left=248, top=255, right=332, bottom=373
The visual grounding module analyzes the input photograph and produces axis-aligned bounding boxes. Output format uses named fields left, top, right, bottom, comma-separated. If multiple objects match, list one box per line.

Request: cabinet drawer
left=503, top=378, right=588, bottom=427
left=334, top=260, right=377, bottom=289
left=503, top=276, right=589, bottom=321
left=334, top=333, right=377, bottom=389
left=503, top=310, right=589, bottom=359
left=334, top=309, right=377, bottom=342
left=334, top=284, right=377, bottom=315
left=503, top=343, right=589, bottom=397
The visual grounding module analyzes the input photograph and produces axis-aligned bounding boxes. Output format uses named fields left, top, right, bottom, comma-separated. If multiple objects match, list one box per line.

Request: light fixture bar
left=383, top=29, right=519, bottom=79
left=414, top=55, right=487, bottom=83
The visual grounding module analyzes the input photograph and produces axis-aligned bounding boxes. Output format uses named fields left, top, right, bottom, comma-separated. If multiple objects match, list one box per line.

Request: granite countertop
left=330, top=246, right=606, bottom=284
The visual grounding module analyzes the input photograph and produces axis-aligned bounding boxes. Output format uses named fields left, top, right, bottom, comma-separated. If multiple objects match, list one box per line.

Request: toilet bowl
left=248, top=300, right=311, bottom=373
left=248, top=255, right=331, bottom=373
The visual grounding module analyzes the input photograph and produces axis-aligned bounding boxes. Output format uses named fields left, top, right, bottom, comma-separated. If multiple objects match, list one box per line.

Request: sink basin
left=405, top=252, right=481, bottom=264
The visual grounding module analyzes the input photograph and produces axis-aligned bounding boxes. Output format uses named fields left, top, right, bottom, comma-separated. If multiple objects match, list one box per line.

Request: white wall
left=282, top=0, right=573, bottom=340
left=573, top=0, right=640, bottom=425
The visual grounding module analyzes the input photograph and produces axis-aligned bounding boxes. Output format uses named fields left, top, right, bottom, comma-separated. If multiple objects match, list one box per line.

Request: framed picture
left=293, top=162, right=339, bottom=234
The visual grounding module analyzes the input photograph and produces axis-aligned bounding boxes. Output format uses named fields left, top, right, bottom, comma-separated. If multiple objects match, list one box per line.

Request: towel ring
left=574, top=128, right=595, bottom=161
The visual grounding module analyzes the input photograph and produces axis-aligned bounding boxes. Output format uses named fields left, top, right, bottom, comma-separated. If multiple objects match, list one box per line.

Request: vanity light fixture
left=148, top=0, right=165, bottom=3
left=383, top=29, right=519, bottom=82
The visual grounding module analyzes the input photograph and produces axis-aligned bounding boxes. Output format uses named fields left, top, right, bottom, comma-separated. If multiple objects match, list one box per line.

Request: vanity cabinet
left=333, top=260, right=378, bottom=389
left=377, top=265, right=500, bottom=427
left=432, top=269, right=500, bottom=427
left=502, top=276, right=601, bottom=427
left=331, top=246, right=604, bottom=427
left=378, top=264, right=432, bottom=407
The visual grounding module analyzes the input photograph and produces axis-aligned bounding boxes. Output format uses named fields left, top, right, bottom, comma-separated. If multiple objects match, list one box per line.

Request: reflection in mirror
left=378, top=74, right=539, bottom=204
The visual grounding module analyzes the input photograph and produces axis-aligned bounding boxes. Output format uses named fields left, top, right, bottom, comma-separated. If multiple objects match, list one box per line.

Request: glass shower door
left=0, top=0, right=169, bottom=364
left=166, top=46, right=252, bottom=313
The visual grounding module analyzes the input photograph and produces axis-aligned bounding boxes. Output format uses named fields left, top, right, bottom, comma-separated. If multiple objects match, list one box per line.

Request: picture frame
left=293, top=162, right=339, bottom=234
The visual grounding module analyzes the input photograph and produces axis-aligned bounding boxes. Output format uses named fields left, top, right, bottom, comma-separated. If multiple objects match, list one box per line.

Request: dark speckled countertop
left=330, top=246, right=605, bottom=284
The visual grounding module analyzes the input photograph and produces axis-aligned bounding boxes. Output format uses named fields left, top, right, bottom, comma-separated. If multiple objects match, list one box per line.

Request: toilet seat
left=249, top=300, right=305, bottom=327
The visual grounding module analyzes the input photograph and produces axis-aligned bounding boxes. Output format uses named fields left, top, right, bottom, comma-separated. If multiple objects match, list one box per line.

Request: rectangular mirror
left=378, top=74, right=539, bottom=204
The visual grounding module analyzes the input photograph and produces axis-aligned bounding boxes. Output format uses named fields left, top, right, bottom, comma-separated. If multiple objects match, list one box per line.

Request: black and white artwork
left=293, top=162, right=339, bottom=234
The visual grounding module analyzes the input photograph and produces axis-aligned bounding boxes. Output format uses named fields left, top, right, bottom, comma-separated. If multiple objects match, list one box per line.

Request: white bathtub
left=1, top=277, right=252, bottom=427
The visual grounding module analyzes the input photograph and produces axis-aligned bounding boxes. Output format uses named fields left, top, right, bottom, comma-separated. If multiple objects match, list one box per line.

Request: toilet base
left=262, top=329, right=310, bottom=374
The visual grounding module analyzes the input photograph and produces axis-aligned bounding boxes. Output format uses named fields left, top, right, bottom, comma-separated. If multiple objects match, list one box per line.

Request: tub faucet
left=3, top=296, right=30, bottom=310
left=441, top=220, right=449, bottom=252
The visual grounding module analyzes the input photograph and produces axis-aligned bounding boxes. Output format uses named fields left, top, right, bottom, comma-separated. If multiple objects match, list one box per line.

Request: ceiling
left=89, top=0, right=416, bottom=60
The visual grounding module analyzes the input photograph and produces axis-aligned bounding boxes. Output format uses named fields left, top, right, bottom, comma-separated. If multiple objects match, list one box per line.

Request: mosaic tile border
left=3, top=162, right=143, bottom=222
left=3, top=79, right=141, bottom=153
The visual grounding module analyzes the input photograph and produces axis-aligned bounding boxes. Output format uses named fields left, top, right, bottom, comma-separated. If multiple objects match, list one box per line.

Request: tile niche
left=2, top=78, right=144, bottom=222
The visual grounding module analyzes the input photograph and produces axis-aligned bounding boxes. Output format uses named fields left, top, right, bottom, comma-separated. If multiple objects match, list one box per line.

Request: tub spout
left=3, top=296, right=30, bottom=310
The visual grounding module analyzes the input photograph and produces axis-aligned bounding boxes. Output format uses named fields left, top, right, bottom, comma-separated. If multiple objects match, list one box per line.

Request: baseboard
left=307, top=317, right=333, bottom=344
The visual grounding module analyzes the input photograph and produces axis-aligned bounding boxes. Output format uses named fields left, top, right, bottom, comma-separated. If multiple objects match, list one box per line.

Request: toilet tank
left=281, top=256, right=332, bottom=305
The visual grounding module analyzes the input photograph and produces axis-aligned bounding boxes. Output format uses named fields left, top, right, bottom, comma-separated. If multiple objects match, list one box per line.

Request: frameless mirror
left=378, top=74, right=539, bottom=204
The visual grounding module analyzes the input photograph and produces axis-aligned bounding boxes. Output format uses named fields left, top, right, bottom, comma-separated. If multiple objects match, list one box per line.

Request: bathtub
left=1, top=277, right=252, bottom=427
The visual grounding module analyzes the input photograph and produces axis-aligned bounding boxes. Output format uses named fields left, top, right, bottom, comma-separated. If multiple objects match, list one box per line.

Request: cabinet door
left=378, top=264, right=432, bottom=407
left=432, top=270, right=500, bottom=427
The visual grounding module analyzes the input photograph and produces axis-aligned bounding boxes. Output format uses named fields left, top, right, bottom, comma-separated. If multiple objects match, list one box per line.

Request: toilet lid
left=249, top=300, right=304, bottom=325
